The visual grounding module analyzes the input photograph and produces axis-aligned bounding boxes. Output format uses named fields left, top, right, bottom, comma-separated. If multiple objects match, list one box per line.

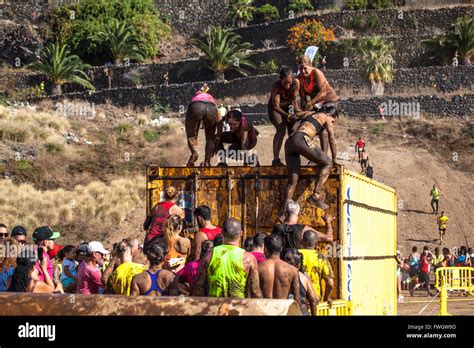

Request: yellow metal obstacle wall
left=147, top=165, right=397, bottom=315
left=339, top=171, right=397, bottom=315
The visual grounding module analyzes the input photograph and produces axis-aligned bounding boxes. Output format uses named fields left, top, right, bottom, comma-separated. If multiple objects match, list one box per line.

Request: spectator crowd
left=0, top=194, right=337, bottom=316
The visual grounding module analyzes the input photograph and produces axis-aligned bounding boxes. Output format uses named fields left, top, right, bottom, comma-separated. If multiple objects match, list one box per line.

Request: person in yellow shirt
left=298, top=230, right=334, bottom=303
left=437, top=212, right=449, bottom=245
left=431, top=247, right=444, bottom=271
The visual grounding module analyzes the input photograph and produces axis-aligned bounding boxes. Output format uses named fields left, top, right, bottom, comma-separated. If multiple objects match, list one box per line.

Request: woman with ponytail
left=7, top=250, right=54, bottom=293
left=143, top=186, right=185, bottom=250
left=161, top=215, right=191, bottom=274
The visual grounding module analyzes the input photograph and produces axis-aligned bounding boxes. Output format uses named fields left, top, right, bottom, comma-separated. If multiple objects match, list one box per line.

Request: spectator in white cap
left=76, top=241, right=110, bottom=295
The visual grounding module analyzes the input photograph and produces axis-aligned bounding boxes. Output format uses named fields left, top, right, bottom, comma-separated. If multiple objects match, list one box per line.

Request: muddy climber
left=268, top=66, right=301, bottom=166
left=284, top=105, right=339, bottom=210
left=217, top=110, right=260, bottom=166
left=185, top=84, right=222, bottom=167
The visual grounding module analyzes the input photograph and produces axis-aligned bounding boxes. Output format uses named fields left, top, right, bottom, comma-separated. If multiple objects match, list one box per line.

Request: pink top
left=251, top=252, right=267, bottom=263
left=179, top=260, right=201, bottom=291
left=191, top=92, right=216, bottom=105
left=35, top=252, right=54, bottom=282
left=76, top=262, right=103, bottom=294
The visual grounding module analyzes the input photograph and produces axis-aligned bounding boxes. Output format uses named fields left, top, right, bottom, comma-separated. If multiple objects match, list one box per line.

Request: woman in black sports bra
left=283, top=106, right=340, bottom=211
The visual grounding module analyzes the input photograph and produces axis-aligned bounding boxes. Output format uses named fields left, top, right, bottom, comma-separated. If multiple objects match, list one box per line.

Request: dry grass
left=0, top=176, right=145, bottom=240
left=0, top=106, right=69, bottom=143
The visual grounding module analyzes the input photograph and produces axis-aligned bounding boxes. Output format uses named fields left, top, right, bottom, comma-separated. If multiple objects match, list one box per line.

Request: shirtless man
left=284, top=106, right=339, bottom=210
left=130, top=244, right=177, bottom=296
left=217, top=110, right=259, bottom=166
left=273, top=200, right=334, bottom=250
left=298, top=55, right=339, bottom=155
left=268, top=66, right=301, bottom=166
left=258, top=234, right=301, bottom=306
left=360, top=149, right=369, bottom=173
left=185, top=85, right=222, bottom=166
left=193, top=218, right=262, bottom=298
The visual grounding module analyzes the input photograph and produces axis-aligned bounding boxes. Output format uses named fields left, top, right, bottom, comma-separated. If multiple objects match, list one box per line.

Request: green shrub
left=345, top=0, right=367, bottom=10
left=256, top=4, right=280, bottom=22
left=151, top=96, right=171, bottom=114
left=366, top=15, right=381, bottom=28
left=348, top=15, right=365, bottom=29
left=259, top=59, right=279, bottom=74
left=45, top=142, right=64, bottom=155
left=143, top=125, right=170, bottom=142
left=48, top=0, right=171, bottom=64
left=367, top=0, right=393, bottom=9
left=117, top=122, right=133, bottom=135
left=346, top=0, right=393, bottom=10
left=349, top=15, right=381, bottom=30
left=287, top=0, right=314, bottom=14
left=16, top=160, right=32, bottom=171
left=369, top=124, right=385, bottom=133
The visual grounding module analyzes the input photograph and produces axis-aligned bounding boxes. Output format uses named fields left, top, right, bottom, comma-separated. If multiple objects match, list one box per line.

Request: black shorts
left=418, top=271, right=430, bottom=284
left=439, top=228, right=446, bottom=232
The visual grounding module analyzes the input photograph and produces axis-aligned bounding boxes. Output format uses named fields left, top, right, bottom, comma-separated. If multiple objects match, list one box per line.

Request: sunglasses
left=0, top=233, right=8, bottom=238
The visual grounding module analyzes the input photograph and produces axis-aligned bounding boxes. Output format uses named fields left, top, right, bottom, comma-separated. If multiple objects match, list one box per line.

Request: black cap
left=32, top=226, right=60, bottom=242
left=11, top=226, right=27, bottom=237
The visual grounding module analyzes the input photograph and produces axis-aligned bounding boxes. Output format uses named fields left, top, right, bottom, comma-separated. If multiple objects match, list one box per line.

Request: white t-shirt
left=60, top=259, right=79, bottom=281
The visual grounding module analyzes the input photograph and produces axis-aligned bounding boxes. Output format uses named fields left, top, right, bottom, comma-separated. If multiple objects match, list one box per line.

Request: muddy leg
left=185, top=110, right=201, bottom=167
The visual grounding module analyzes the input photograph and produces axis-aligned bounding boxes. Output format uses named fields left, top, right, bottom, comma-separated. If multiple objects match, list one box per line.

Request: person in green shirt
left=430, top=184, right=441, bottom=215
left=193, top=218, right=262, bottom=298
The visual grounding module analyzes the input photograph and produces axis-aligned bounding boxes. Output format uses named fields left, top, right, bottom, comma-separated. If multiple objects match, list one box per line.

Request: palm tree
left=190, top=26, right=255, bottom=82
left=422, top=35, right=455, bottom=66
left=29, top=43, right=94, bottom=96
left=229, top=0, right=256, bottom=28
left=446, top=15, right=473, bottom=65
left=89, top=19, right=145, bottom=65
left=357, top=37, right=394, bottom=96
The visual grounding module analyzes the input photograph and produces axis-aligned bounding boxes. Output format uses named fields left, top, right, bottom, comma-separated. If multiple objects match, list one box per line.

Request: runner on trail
left=354, top=137, right=365, bottom=162
left=410, top=246, right=435, bottom=297
left=430, top=185, right=441, bottom=215
left=268, top=66, right=301, bottom=166
left=143, top=186, right=185, bottom=249
left=216, top=110, right=259, bottom=166
left=283, top=106, right=339, bottom=210
left=193, top=218, right=262, bottom=298
left=257, top=235, right=301, bottom=306
left=437, top=212, right=448, bottom=245
left=130, top=244, right=176, bottom=296
left=185, top=84, right=222, bottom=167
